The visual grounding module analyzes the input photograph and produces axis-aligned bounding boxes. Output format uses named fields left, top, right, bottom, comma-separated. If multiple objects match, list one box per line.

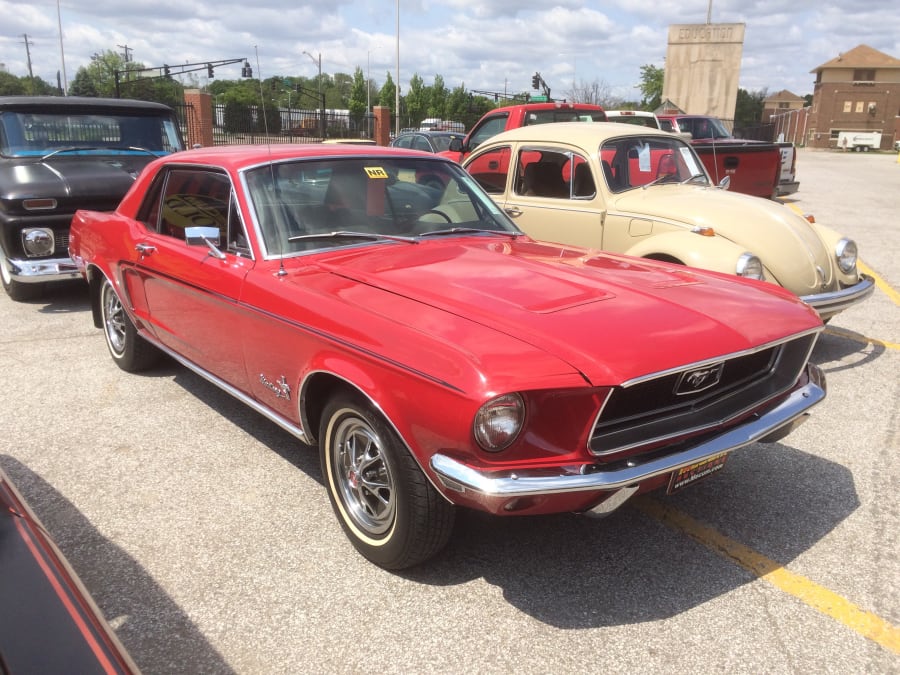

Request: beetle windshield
left=244, top=156, right=520, bottom=256
left=599, top=135, right=709, bottom=193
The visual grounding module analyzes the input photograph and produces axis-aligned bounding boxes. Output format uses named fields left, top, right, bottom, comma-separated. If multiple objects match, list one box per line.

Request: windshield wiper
left=680, top=173, right=708, bottom=185
left=416, top=227, right=522, bottom=238
left=288, top=231, right=419, bottom=244
left=41, top=145, right=158, bottom=160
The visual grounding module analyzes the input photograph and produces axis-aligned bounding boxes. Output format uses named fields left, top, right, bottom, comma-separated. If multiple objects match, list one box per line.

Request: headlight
left=473, top=393, right=524, bottom=451
left=835, top=238, right=857, bottom=273
left=22, top=228, right=55, bottom=257
left=736, top=253, right=764, bottom=280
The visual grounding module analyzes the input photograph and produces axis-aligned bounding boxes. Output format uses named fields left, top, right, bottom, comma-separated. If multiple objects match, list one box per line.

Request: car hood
left=0, top=155, right=153, bottom=203
left=310, top=237, right=820, bottom=386
left=611, top=186, right=835, bottom=294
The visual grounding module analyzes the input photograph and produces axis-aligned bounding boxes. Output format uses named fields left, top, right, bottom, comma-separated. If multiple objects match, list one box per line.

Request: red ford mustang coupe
left=69, top=144, right=826, bottom=569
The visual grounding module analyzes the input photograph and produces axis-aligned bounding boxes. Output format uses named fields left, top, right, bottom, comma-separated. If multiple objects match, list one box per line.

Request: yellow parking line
left=858, top=260, right=900, bottom=307
left=824, top=326, right=900, bottom=351
left=635, top=497, right=900, bottom=655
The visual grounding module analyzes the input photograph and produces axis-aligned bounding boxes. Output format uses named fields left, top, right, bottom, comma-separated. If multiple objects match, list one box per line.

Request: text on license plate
left=667, top=452, right=728, bottom=494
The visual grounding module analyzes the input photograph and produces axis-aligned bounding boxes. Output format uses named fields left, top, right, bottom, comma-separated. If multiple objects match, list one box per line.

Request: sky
left=1, top=0, right=898, bottom=103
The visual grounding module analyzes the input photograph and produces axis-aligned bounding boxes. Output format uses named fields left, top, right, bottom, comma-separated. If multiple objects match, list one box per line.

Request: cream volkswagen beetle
left=462, top=122, right=873, bottom=320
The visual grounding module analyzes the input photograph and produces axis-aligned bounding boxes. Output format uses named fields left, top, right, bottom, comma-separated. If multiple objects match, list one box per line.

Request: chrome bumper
left=431, top=363, right=825, bottom=499
left=3, top=256, right=82, bottom=283
left=801, top=274, right=875, bottom=319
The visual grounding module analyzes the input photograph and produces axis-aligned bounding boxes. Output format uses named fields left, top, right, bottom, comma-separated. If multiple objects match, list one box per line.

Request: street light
left=303, top=50, right=324, bottom=137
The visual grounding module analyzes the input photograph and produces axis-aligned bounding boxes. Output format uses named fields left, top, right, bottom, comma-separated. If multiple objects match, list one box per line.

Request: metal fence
left=210, top=104, right=368, bottom=145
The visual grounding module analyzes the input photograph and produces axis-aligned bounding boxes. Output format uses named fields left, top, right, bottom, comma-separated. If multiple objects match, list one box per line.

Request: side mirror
left=185, top=226, right=226, bottom=259
left=449, top=137, right=463, bottom=152
left=717, top=176, right=731, bottom=191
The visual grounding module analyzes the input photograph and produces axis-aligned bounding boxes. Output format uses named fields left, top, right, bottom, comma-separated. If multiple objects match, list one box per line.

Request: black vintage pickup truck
left=0, top=96, right=185, bottom=300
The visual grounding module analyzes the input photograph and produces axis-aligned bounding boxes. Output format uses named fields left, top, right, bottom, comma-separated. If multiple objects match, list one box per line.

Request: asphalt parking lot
left=1, top=147, right=898, bottom=674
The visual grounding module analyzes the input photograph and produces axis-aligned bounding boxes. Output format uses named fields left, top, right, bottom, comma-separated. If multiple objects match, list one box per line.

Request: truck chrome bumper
left=431, top=364, right=825, bottom=499
left=801, top=274, right=875, bottom=319
left=4, top=256, right=82, bottom=283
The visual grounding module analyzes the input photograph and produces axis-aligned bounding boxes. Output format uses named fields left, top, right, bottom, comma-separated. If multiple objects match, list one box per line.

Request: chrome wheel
left=331, top=414, right=396, bottom=536
left=101, top=281, right=127, bottom=356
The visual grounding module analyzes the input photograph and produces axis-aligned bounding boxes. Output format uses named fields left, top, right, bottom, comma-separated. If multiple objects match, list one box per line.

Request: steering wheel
left=420, top=209, right=453, bottom=224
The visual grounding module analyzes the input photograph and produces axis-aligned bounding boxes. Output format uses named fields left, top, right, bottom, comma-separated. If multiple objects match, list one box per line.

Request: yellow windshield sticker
left=364, top=167, right=389, bottom=179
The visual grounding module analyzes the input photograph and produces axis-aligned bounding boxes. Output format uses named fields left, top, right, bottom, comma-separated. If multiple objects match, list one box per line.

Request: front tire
left=320, top=395, right=455, bottom=569
left=99, top=276, right=159, bottom=372
left=0, top=251, right=43, bottom=301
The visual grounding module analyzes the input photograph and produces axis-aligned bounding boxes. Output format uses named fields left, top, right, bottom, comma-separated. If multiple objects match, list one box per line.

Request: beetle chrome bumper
left=431, top=363, right=825, bottom=501
left=3, top=255, right=82, bottom=283
left=801, top=274, right=875, bottom=319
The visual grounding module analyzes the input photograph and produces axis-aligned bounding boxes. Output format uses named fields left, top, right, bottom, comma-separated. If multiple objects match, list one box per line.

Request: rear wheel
left=320, top=394, right=455, bottom=569
left=100, top=276, right=159, bottom=372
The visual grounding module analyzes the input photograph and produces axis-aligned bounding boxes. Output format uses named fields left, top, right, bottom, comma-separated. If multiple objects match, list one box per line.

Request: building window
left=778, top=102, right=789, bottom=109
left=853, top=69, right=875, bottom=81
left=855, top=101, right=864, bottom=113
left=843, top=101, right=852, bottom=113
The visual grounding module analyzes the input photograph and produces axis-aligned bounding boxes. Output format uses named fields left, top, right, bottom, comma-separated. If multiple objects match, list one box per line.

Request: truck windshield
left=0, top=111, right=184, bottom=157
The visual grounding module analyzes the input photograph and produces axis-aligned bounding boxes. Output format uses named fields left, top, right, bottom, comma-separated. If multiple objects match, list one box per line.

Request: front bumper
left=801, top=274, right=875, bottom=320
left=431, top=363, right=825, bottom=513
left=2, top=255, right=82, bottom=284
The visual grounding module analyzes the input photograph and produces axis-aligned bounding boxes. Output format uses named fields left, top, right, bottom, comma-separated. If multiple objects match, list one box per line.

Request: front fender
left=621, top=229, right=773, bottom=281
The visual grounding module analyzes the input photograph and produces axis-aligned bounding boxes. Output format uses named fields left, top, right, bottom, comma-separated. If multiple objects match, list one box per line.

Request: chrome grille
left=589, top=332, right=818, bottom=457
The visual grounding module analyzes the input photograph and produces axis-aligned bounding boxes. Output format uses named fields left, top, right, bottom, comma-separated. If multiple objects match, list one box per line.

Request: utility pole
left=21, top=34, right=34, bottom=82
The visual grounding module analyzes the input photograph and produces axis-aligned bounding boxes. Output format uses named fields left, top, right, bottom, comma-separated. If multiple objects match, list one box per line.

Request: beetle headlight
left=736, top=253, right=764, bottom=280
left=835, top=238, right=857, bottom=273
left=22, top=228, right=55, bottom=257
left=473, top=393, right=524, bottom=451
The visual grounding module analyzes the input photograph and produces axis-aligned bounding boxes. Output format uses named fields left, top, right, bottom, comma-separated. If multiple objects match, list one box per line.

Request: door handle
left=135, top=243, right=156, bottom=256
left=504, top=207, right=522, bottom=217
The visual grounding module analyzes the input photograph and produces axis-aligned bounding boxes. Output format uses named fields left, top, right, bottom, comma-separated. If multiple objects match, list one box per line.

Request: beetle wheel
left=320, top=394, right=455, bottom=569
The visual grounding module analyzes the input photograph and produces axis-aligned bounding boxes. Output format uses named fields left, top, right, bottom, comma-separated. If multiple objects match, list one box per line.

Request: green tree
left=348, top=66, right=367, bottom=128
left=378, top=72, right=396, bottom=114
left=405, top=74, right=427, bottom=128
left=734, top=88, right=767, bottom=127
left=638, top=63, right=664, bottom=111
left=428, top=74, right=447, bottom=118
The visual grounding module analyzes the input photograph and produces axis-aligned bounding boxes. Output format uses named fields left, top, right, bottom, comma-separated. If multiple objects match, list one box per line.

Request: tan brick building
left=806, top=44, right=900, bottom=150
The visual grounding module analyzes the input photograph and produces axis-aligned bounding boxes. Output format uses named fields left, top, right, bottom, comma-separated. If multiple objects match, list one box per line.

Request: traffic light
left=532, top=73, right=540, bottom=89
left=163, top=64, right=170, bottom=78
left=207, top=63, right=214, bottom=78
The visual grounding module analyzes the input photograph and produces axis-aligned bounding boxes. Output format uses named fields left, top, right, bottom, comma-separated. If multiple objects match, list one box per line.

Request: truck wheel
left=0, top=253, right=43, bottom=301
left=320, top=394, right=455, bottom=569
left=99, top=276, right=159, bottom=372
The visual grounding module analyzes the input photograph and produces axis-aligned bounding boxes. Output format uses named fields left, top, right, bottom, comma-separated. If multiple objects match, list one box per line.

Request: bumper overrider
left=431, top=363, right=826, bottom=516
left=801, top=274, right=875, bottom=319
left=3, top=255, right=82, bottom=283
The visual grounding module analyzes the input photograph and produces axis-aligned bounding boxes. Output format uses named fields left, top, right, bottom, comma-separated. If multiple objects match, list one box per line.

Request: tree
left=348, top=66, right=368, bottom=130
left=428, top=74, right=448, bottom=118
left=734, top=88, right=767, bottom=127
left=566, top=78, right=622, bottom=108
left=378, top=71, right=396, bottom=115
left=405, top=74, right=428, bottom=128
left=638, top=63, right=664, bottom=111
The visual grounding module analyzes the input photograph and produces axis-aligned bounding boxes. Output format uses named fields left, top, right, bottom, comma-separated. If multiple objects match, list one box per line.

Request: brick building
left=806, top=44, right=900, bottom=150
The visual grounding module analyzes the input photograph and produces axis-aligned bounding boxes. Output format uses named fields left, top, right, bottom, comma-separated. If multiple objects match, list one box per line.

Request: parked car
left=390, top=130, right=465, bottom=154
left=0, top=96, right=186, bottom=301
left=69, top=143, right=826, bottom=569
left=604, top=110, right=661, bottom=128
left=462, top=122, right=872, bottom=320
left=0, top=466, right=138, bottom=673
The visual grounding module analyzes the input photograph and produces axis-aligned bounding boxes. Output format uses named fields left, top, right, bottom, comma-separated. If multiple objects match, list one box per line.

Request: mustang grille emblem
left=259, top=373, right=291, bottom=400
left=674, top=363, right=724, bottom=395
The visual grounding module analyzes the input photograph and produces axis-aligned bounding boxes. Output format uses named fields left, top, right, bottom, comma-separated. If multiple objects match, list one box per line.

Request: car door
left=472, top=144, right=606, bottom=249
left=126, top=166, right=254, bottom=388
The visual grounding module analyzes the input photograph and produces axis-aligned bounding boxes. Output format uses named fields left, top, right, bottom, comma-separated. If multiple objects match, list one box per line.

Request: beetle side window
left=465, top=146, right=511, bottom=194
left=514, top=148, right=594, bottom=200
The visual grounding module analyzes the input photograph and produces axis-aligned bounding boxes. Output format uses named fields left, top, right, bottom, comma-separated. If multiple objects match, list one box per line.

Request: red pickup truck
left=439, top=102, right=606, bottom=163
left=657, top=114, right=787, bottom=199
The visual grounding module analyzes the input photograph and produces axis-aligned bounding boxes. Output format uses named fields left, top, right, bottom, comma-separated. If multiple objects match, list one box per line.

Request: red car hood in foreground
left=312, top=237, right=821, bottom=386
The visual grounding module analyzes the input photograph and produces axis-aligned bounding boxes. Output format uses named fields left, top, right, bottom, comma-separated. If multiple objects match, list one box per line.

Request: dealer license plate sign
left=667, top=452, right=728, bottom=494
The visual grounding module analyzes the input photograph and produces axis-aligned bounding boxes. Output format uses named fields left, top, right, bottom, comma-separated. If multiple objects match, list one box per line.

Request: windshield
left=0, top=110, right=184, bottom=157
left=244, top=156, right=520, bottom=256
left=600, top=135, right=709, bottom=192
